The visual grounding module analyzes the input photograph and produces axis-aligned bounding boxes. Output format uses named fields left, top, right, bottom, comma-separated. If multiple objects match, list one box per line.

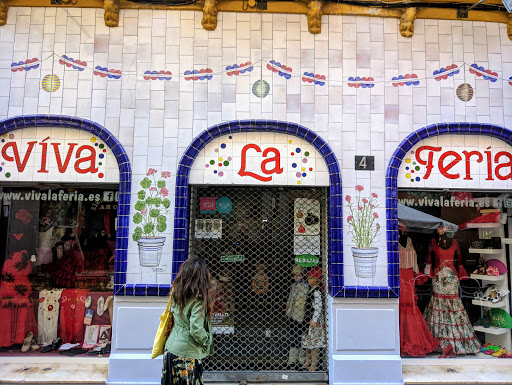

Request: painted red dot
left=218, top=163, right=222, bottom=167
left=98, top=173, right=104, bottom=178
left=103, top=149, right=106, bottom=152
left=291, top=152, right=294, bottom=156
left=309, top=168, right=313, bottom=171
left=411, top=151, right=415, bottom=154
left=411, top=170, right=414, bottom=173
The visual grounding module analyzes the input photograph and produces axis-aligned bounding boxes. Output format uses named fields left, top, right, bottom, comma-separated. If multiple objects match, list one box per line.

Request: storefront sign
left=295, top=254, right=319, bottom=267
left=200, top=197, right=216, bottom=214
left=189, top=133, right=329, bottom=186
left=0, top=128, right=118, bottom=183
left=221, top=255, right=244, bottom=262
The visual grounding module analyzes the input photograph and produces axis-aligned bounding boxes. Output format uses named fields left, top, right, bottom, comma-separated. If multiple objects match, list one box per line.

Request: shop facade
left=0, top=6, right=511, bottom=385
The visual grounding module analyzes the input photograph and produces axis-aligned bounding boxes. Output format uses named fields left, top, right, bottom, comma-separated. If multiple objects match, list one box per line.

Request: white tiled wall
left=1, top=8, right=511, bottom=287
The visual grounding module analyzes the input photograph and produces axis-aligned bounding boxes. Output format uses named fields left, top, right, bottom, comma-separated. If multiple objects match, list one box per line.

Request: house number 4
left=355, top=156, right=374, bottom=171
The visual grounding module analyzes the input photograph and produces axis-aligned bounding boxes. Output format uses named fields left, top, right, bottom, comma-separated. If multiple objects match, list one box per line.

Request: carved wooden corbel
left=0, top=0, right=8, bottom=27
left=104, top=0, right=120, bottom=28
left=201, top=0, right=218, bottom=31
left=508, top=14, right=512, bottom=41
left=307, top=0, right=323, bottom=34
left=399, top=7, right=417, bottom=38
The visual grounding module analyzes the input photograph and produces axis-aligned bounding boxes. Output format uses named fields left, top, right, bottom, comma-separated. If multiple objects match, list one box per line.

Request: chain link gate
left=188, top=185, right=329, bottom=382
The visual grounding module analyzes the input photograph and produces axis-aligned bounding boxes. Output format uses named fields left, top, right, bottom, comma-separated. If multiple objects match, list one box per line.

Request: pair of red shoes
left=438, top=344, right=456, bottom=358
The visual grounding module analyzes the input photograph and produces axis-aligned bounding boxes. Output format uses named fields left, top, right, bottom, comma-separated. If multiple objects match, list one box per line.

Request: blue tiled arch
left=0, top=115, right=131, bottom=296
left=386, top=122, right=511, bottom=296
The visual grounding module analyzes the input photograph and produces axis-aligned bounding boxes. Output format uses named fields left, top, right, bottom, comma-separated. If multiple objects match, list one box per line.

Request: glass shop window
left=0, top=186, right=117, bottom=357
left=398, top=190, right=512, bottom=358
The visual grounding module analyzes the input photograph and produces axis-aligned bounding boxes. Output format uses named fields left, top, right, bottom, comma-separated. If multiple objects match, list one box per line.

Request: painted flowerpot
left=352, top=247, right=378, bottom=278
left=137, top=237, right=166, bottom=267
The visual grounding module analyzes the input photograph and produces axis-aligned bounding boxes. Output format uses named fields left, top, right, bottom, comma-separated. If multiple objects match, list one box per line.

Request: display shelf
left=472, top=299, right=508, bottom=308
left=474, top=325, right=510, bottom=335
left=466, top=223, right=501, bottom=229
left=470, top=274, right=506, bottom=282
left=502, top=238, right=512, bottom=245
left=468, top=248, right=503, bottom=254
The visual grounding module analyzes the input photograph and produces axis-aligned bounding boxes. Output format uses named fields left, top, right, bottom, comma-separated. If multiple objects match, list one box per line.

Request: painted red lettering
left=51, top=143, right=77, bottom=173
left=438, top=151, right=461, bottom=179
left=38, top=138, right=50, bottom=173
left=1, top=141, right=37, bottom=172
left=494, top=151, right=512, bottom=180
left=415, top=146, right=442, bottom=179
left=238, top=144, right=272, bottom=182
left=462, top=150, right=482, bottom=180
left=485, top=148, right=493, bottom=180
left=74, top=145, right=98, bottom=174
left=261, top=148, right=283, bottom=175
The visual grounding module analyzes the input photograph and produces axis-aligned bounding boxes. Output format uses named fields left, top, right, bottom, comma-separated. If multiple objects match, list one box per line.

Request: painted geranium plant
left=345, top=185, right=381, bottom=248
left=132, top=169, right=171, bottom=241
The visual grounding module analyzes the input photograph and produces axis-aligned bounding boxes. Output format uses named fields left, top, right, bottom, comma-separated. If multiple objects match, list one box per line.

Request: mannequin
left=398, top=222, right=439, bottom=356
left=423, top=225, right=481, bottom=357
left=285, top=265, right=309, bottom=366
left=251, top=264, right=269, bottom=295
left=301, top=267, right=326, bottom=371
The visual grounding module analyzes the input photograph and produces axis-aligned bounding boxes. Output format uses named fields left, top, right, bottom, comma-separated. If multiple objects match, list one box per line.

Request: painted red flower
left=347, top=216, right=353, bottom=222
left=373, top=212, right=379, bottom=218
left=71, top=304, right=75, bottom=310
left=161, top=171, right=171, bottom=178
left=48, top=305, right=53, bottom=311
left=149, top=187, right=157, bottom=192
left=371, top=192, right=378, bottom=198
left=160, top=187, right=169, bottom=197
left=362, top=198, right=368, bottom=204
left=355, top=185, right=364, bottom=191
left=39, top=297, right=45, bottom=303
left=370, top=204, right=375, bottom=208
left=15, top=209, right=32, bottom=224
left=147, top=168, right=158, bottom=176
left=358, top=206, right=363, bottom=210
left=345, top=195, right=351, bottom=202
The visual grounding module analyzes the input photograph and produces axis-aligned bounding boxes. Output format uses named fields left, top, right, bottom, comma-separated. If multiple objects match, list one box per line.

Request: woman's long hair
left=171, top=256, right=214, bottom=317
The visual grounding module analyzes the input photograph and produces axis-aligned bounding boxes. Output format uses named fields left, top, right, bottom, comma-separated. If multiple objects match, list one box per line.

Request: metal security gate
left=188, top=185, right=329, bottom=382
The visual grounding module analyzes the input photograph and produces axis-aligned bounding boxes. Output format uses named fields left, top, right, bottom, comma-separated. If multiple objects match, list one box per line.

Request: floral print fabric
left=423, top=266, right=481, bottom=354
left=37, top=289, right=64, bottom=345
left=161, top=351, right=203, bottom=385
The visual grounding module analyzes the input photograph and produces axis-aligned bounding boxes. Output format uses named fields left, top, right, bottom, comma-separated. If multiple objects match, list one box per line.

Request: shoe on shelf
left=439, top=344, right=455, bottom=358
left=492, top=348, right=507, bottom=357
left=21, top=332, right=33, bottom=353
left=30, top=337, right=40, bottom=351
left=41, top=337, right=62, bottom=353
left=97, top=297, right=105, bottom=316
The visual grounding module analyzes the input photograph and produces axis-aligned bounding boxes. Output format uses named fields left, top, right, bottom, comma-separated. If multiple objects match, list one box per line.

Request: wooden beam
left=202, top=0, right=218, bottom=31
left=104, top=0, right=120, bottom=26
left=0, top=0, right=8, bottom=26
left=307, top=0, right=323, bottom=34
left=399, top=7, right=417, bottom=37
left=508, top=14, right=512, bottom=41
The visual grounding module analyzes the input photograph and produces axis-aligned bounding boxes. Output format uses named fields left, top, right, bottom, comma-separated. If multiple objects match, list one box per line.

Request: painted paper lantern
left=41, top=74, right=60, bottom=93
left=252, top=80, right=270, bottom=98
left=456, top=83, right=474, bottom=102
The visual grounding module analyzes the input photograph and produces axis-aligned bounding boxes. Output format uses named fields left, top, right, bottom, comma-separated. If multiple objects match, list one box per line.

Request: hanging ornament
left=252, top=80, right=270, bottom=98
left=456, top=83, right=474, bottom=102
left=41, top=74, right=60, bottom=93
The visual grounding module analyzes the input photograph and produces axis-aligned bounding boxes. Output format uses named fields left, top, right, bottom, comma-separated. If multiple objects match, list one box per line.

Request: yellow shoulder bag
left=151, top=292, right=174, bottom=359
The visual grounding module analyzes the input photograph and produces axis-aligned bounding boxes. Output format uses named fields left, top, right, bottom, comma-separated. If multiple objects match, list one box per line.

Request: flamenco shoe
left=300, top=351, right=312, bottom=370
left=492, top=348, right=507, bottom=357
left=308, top=348, right=320, bottom=371
left=21, top=332, right=33, bottom=353
left=30, top=337, right=40, bottom=351
left=438, top=344, right=455, bottom=358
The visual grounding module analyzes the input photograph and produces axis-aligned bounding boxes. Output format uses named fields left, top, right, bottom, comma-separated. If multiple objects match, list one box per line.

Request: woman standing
left=163, top=256, right=214, bottom=385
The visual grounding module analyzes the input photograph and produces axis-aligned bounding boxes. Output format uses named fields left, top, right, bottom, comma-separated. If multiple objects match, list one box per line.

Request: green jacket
left=165, top=298, right=214, bottom=359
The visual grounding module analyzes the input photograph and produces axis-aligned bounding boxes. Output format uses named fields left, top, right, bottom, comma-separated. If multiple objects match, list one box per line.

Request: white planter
left=352, top=247, right=378, bottom=278
left=137, top=237, right=166, bottom=267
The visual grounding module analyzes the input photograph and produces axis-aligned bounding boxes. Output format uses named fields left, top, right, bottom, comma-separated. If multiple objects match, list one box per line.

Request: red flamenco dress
left=399, top=237, right=439, bottom=356
left=0, top=251, right=37, bottom=347
left=422, top=238, right=481, bottom=355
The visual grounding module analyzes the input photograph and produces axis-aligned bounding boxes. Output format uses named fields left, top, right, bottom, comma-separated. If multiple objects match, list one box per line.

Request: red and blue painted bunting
left=392, top=74, right=419, bottom=87
left=302, top=72, right=326, bottom=86
left=143, top=70, right=172, bottom=81
left=469, top=63, right=498, bottom=83
left=267, top=60, right=292, bottom=79
left=226, top=62, right=253, bottom=76
left=59, top=55, right=87, bottom=71
left=433, top=64, right=459, bottom=81
left=10, top=58, right=40, bottom=72
left=347, top=77, right=375, bottom=88
left=93, top=66, right=122, bottom=79
left=509, top=77, right=512, bottom=86
left=184, top=68, right=213, bottom=81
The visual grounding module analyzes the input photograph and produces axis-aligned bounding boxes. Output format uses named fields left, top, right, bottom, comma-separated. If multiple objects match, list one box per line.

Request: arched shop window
left=0, top=115, right=130, bottom=357
left=387, top=123, right=512, bottom=358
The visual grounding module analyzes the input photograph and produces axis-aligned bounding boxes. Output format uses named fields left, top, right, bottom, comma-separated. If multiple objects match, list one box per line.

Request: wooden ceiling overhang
left=0, top=0, right=510, bottom=40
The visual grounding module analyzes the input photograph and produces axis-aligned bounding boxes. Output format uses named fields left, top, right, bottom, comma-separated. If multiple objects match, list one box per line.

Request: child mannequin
left=301, top=266, right=326, bottom=371
left=285, top=265, right=309, bottom=365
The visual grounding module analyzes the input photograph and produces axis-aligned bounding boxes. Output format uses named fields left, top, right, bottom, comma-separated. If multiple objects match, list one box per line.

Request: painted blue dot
left=214, top=170, right=217, bottom=174
left=99, top=154, right=104, bottom=159
left=95, top=143, right=98, bottom=146
left=221, top=143, right=226, bottom=149
left=0, top=167, right=2, bottom=172
left=229, top=136, right=232, bottom=139
left=302, top=173, right=307, bottom=177
left=296, top=148, right=301, bottom=153
left=292, top=163, right=297, bottom=168
left=405, top=167, right=409, bottom=170
left=1, top=139, right=4, bottom=142
left=415, top=177, right=420, bottom=181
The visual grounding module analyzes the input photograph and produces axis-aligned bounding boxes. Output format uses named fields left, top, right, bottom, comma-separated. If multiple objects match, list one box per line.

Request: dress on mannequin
left=398, top=228, right=439, bottom=356
left=423, top=228, right=481, bottom=355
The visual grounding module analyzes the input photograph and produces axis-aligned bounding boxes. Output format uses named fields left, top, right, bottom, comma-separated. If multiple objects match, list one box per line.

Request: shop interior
left=398, top=190, right=512, bottom=359
left=0, top=185, right=118, bottom=357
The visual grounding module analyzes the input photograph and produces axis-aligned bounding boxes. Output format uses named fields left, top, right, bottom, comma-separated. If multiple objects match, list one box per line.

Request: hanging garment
left=59, top=289, right=87, bottom=344
left=301, top=287, right=326, bottom=349
left=35, top=225, right=56, bottom=266
left=399, top=237, right=439, bottom=356
left=423, top=239, right=481, bottom=355
left=0, top=251, right=37, bottom=347
left=37, top=289, right=64, bottom=345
